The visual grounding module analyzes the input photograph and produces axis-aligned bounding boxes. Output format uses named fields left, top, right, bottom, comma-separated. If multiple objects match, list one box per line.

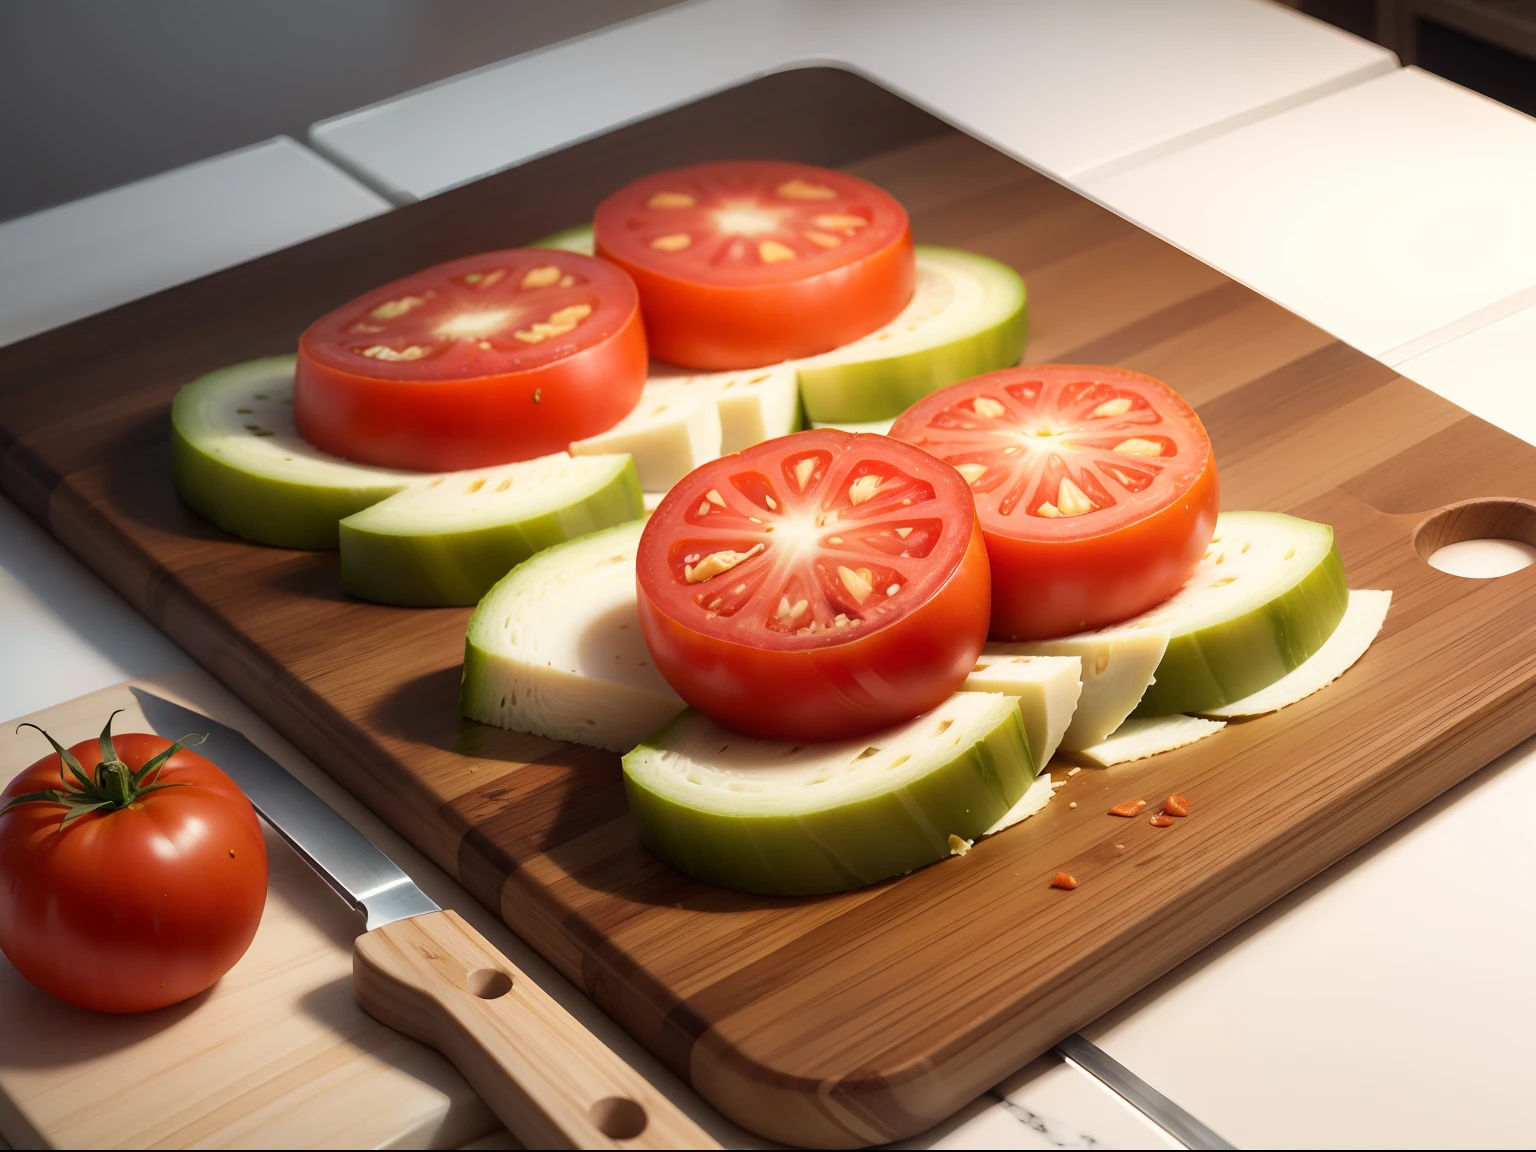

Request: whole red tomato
left=0, top=715, right=267, bottom=1013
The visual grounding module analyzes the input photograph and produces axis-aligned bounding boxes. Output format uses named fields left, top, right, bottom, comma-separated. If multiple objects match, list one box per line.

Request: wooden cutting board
left=0, top=681, right=501, bottom=1150
left=4, top=68, right=1536, bottom=1147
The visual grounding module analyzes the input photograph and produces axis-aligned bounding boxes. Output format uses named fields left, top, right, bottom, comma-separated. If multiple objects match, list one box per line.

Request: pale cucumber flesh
left=963, top=654, right=1082, bottom=770
left=1129, top=512, right=1348, bottom=716
left=1200, top=589, right=1390, bottom=718
left=170, top=356, right=414, bottom=549
left=460, top=520, right=684, bottom=752
left=1072, top=715, right=1225, bottom=767
left=990, top=628, right=1168, bottom=751
left=624, top=692, right=1034, bottom=895
left=795, top=246, right=1027, bottom=423
left=339, top=452, right=642, bottom=607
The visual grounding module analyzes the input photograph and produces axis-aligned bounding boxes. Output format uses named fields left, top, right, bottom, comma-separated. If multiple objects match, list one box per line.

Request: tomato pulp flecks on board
left=636, top=429, right=991, bottom=741
left=595, top=160, right=914, bottom=369
left=295, top=249, right=647, bottom=471
left=891, top=365, right=1219, bottom=641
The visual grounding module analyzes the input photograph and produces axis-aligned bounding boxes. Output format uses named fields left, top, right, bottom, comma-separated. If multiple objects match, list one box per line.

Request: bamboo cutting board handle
left=354, top=909, right=718, bottom=1149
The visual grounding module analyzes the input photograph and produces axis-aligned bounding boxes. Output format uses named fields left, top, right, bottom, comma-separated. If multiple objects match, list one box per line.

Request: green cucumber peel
left=170, top=356, right=415, bottom=549
left=531, top=224, right=596, bottom=254
left=1128, top=511, right=1349, bottom=717
left=461, top=520, right=684, bottom=751
left=340, top=452, right=642, bottom=607
left=796, top=246, right=1028, bottom=423
left=623, top=692, right=1034, bottom=895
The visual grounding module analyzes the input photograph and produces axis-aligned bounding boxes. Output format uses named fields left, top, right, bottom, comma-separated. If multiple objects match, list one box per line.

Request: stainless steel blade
left=132, top=688, right=438, bottom=930
left=1055, top=1033, right=1234, bottom=1150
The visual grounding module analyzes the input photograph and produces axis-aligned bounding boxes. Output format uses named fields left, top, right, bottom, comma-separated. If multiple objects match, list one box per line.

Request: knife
left=132, top=688, right=717, bottom=1150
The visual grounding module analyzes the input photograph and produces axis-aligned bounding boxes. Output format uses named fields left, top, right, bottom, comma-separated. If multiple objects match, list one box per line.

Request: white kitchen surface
left=308, top=0, right=1394, bottom=202
left=0, top=136, right=389, bottom=349
left=1081, top=66, right=1536, bottom=363
left=1085, top=723, right=1536, bottom=1148
left=1395, top=300, right=1536, bottom=449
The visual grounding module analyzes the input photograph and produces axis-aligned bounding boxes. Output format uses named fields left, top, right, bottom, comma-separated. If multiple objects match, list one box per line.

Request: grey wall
left=0, top=0, right=682, bottom=223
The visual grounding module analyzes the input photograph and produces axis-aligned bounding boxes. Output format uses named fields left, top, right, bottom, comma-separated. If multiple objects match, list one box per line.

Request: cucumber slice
left=570, top=363, right=800, bottom=490
left=530, top=224, right=596, bottom=254
left=570, top=386, right=722, bottom=491
left=796, top=246, right=1027, bottom=424
left=652, top=362, right=802, bottom=454
left=987, top=772, right=1057, bottom=835
left=964, top=654, right=1082, bottom=769
left=1073, top=715, right=1225, bottom=767
left=811, top=418, right=896, bottom=436
left=988, top=628, right=1169, bottom=752
left=461, top=520, right=684, bottom=752
left=623, top=692, right=1034, bottom=895
left=1128, top=511, right=1349, bottom=716
left=170, top=356, right=414, bottom=549
left=339, top=452, right=641, bottom=607
left=1201, top=589, right=1390, bottom=718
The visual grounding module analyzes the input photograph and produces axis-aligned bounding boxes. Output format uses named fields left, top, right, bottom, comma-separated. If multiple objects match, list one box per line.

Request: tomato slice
left=296, top=249, right=647, bottom=470
left=594, top=161, right=914, bottom=370
left=889, top=366, right=1219, bottom=641
left=636, top=429, right=991, bottom=740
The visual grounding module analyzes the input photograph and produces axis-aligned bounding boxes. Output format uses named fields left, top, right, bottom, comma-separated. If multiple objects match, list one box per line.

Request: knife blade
left=132, top=688, right=717, bottom=1150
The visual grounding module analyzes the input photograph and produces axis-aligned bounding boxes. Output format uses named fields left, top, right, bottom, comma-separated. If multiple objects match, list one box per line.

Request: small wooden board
left=4, top=70, right=1536, bottom=1146
left=0, top=681, right=499, bottom=1149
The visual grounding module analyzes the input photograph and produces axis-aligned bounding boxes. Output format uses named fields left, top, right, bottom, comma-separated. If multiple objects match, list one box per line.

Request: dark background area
left=1293, top=0, right=1536, bottom=113
left=2, top=0, right=1533, bottom=227
left=0, top=0, right=680, bottom=223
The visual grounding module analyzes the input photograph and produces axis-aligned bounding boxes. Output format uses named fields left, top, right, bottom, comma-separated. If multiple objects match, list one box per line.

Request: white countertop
left=1079, top=66, right=1536, bottom=364
left=0, top=136, right=389, bottom=349
left=310, top=0, right=1394, bottom=200
left=7, top=2, right=1536, bottom=1145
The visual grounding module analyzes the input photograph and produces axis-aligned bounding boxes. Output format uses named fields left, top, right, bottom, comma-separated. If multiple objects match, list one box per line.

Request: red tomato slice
left=637, top=429, right=991, bottom=741
left=594, top=160, right=914, bottom=370
left=890, top=366, right=1219, bottom=641
left=296, top=249, right=647, bottom=470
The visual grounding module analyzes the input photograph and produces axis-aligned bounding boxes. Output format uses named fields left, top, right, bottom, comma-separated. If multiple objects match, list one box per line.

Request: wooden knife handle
left=353, top=909, right=719, bottom=1149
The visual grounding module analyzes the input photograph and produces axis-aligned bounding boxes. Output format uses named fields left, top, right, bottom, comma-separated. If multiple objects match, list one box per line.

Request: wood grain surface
left=355, top=909, right=719, bottom=1150
left=0, top=681, right=500, bottom=1150
left=4, top=69, right=1536, bottom=1147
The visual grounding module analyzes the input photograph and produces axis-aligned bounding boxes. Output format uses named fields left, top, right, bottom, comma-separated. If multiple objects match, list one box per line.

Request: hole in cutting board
left=589, top=1096, right=648, bottom=1140
left=466, top=968, right=512, bottom=998
left=1415, top=499, right=1536, bottom=578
